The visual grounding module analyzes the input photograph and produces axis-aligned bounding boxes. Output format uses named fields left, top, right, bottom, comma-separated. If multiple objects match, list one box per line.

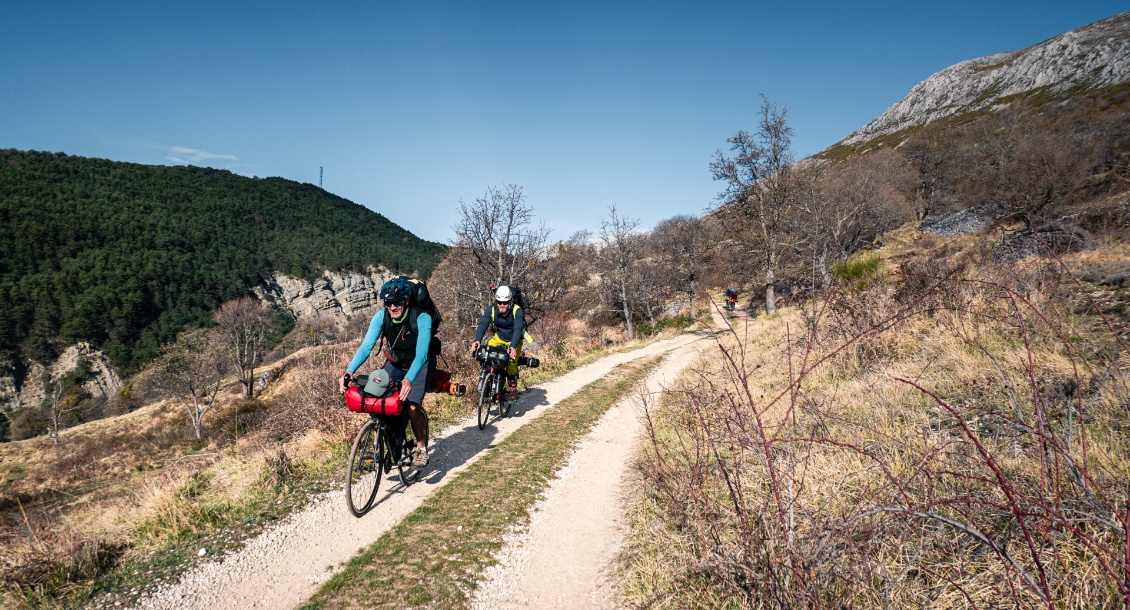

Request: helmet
left=494, top=285, right=514, bottom=303
left=380, top=277, right=412, bottom=301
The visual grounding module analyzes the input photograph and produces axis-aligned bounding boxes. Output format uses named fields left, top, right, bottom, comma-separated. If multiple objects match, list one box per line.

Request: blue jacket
left=347, top=308, right=432, bottom=383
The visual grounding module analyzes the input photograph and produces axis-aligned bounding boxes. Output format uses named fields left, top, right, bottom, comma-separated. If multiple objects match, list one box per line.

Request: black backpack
left=381, top=276, right=443, bottom=363
left=510, top=284, right=527, bottom=311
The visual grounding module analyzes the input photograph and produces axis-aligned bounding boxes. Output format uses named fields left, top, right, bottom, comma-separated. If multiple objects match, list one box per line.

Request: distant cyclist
left=339, top=277, right=431, bottom=468
left=725, top=288, right=738, bottom=311
left=470, top=285, right=526, bottom=399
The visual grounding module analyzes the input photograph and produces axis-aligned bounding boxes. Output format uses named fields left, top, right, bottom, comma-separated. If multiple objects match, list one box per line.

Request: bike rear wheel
left=499, top=376, right=512, bottom=418
left=346, top=420, right=386, bottom=517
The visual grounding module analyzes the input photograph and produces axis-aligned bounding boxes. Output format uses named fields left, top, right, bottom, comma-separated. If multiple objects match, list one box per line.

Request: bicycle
left=343, top=374, right=429, bottom=517
left=473, top=345, right=539, bottom=430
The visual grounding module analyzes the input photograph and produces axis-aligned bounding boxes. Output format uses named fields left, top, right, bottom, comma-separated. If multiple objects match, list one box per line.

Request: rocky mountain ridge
left=841, top=12, right=1130, bottom=146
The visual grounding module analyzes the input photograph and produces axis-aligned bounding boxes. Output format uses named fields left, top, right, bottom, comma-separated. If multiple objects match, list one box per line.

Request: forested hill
left=0, top=149, right=446, bottom=373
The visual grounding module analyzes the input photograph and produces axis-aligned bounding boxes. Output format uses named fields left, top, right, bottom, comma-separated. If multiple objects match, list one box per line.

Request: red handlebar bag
left=345, top=386, right=403, bottom=416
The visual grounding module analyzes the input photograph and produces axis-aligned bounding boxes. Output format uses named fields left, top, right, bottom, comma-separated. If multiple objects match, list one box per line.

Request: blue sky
left=2, top=1, right=1126, bottom=243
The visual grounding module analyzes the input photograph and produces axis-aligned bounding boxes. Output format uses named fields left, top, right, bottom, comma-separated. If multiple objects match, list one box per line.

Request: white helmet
left=494, top=285, right=514, bottom=303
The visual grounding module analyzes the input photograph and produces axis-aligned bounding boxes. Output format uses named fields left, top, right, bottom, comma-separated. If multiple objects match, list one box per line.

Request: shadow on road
left=385, top=386, right=553, bottom=491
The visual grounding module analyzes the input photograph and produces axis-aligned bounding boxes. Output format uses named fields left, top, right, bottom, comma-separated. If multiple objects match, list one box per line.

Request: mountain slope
left=840, top=11, right=1130, bottom=147
left=0, top=150, right=446, bottom=374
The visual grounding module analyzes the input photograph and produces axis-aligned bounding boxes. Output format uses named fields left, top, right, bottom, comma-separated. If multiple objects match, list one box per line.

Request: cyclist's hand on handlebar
left=399, top=378, right=412, bottom=401
left=507, top=346, right=517, bottom=359
left=339, top=373, right=350, bottom=394
left=470, top=341, right=480, bottom=353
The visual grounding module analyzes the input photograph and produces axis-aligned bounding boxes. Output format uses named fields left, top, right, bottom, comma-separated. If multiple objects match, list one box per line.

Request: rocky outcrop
left=918, top=204, right=1006, bottom=237
left=6, top=343, right=123, bottom=412
left=842, top=12, right=1130, bottom=146
left=254, top=267, right=394, bottom=320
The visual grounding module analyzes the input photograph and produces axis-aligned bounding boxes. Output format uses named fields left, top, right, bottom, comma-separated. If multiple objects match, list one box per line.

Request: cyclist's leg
left=506, top=338, right=523, bottom=378
left=405, top=359, right=430, bottom=450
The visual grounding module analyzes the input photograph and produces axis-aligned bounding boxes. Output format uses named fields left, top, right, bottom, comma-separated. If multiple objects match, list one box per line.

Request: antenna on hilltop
left=319, top=166, right=323, bottom=188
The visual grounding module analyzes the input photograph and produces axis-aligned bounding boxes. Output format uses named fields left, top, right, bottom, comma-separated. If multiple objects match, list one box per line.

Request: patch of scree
left=917, top=204, right=1004, bottom=237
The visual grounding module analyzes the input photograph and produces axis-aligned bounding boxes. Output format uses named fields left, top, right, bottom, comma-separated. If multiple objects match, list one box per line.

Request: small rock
left=198, top=548, right=208, bottom=557
left=457, top=525, right=463, bottom=531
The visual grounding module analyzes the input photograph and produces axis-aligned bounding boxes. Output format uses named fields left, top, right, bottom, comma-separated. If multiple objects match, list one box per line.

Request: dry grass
left=624, top=242, right=1130, bottom=609
left=0, top=314, right=667, bottom=608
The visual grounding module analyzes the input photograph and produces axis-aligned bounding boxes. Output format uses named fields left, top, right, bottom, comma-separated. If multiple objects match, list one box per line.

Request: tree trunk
left=764, top=266, right=777, bottom=316
left=620, top=271, right=634, bottom=339
left=244, top=366, right=255, bottom=398
left=817, top=250, right=832, bottom=290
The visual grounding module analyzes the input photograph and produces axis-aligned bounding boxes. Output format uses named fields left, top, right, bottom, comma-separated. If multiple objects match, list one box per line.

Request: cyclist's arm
left=474, top=307, right=492, bottom=343
left=346, top=309, right=386, bottom=374
left=404, top=312, right=432, bottom=383
left=510, top=307, right=525, bottom=349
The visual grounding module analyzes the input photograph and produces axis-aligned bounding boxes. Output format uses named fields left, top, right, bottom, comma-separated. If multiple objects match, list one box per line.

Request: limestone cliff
left=841, top=12, right=1130, bottom=146
left=254, top=267, right=395, bottom=320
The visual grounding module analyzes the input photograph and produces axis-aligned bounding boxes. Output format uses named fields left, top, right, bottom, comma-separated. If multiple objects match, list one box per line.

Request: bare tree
left=807, top=153, right=912, bottom=286
left=155, top=329, right=227, bottom=440
left=711, top=96, right=798, bottom=315
left=901, top=132, right=957, bottom=220
left=453, top=184, right=550, bottom=288
left=975, top=114, right=1090, bottom=227
left=215, top=296, right=273, bottom=398
left=650, top=215, right=718, bottom=319
left=596, top=205, right=641, bottom=339
left=42, top=372, right=84, bottom=444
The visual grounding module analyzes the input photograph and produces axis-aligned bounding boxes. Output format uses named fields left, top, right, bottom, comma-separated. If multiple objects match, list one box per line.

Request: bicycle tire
left=477, top=373, right=492, bottom=430
left=346, top=420, right=382, bottom=517
left=499, top=375, right=512, bottom=418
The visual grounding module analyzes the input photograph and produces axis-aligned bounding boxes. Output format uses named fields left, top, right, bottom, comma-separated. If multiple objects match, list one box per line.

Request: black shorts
left=382, top=361, right=430, bottom=406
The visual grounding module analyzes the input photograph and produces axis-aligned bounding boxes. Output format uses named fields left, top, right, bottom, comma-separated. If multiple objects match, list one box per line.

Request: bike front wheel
left=346, top=420, right=386, bottom=517
left=477, top=373, right=492, bottom=430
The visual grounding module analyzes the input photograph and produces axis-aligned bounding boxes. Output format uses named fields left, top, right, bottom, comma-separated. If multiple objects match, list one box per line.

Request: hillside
left=0, top=150, right=446, bottom=378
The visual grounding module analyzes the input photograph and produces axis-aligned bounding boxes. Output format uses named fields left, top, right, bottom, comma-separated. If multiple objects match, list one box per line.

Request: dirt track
left=127, top=325, right=715, bottom=610
left=470, top=339, right=711, bottom=609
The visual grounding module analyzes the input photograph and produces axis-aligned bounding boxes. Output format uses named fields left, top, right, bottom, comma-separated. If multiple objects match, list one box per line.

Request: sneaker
left=506, top=378, right=519, bottom=400
left=412, top=447, right=429, bottom=469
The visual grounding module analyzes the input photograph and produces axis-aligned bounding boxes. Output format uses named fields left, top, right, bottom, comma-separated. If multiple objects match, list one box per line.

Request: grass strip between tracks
left=301, top=354, right=664, bottom=610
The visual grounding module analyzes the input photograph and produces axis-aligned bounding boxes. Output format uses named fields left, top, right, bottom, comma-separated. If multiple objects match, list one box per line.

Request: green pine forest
left=0, top=149, right=446, bottom=376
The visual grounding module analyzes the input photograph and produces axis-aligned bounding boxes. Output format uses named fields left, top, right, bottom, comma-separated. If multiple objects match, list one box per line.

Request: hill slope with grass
left=0, top=149, right=446, bottom=380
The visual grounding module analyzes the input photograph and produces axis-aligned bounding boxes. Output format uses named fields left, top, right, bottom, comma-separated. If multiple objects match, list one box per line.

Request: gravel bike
left=473, top=345, right=539, bottom=430
left=343, top=375, right=428, bottom=517
left=474, top=345, right=512, bottom=430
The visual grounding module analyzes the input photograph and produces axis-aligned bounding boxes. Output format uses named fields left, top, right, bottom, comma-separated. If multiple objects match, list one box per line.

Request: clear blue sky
left=2, top=1, right=1126, bottom=243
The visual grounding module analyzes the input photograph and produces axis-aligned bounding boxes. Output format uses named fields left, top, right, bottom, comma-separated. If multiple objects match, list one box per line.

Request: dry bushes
left=628, top=255, right=1130, bottom=609
left=257, top=344, right=354, bottom=443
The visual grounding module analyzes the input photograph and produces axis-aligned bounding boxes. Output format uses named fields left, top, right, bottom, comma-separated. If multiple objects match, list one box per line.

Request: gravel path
left=470, top=343, right=709, bottom=609
left=124, top=332, right=706, bottom=610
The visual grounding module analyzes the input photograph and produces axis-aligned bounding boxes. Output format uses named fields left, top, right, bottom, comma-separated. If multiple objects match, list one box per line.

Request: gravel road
left=470, top=314, right=717, bottom=609
left=124, top=330, right=707, bottom=610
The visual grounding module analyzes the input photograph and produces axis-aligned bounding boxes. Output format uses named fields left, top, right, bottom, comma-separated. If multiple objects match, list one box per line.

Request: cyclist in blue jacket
left=470, top=285, right=526, bottom=398
left=339, top=277, right=431, bottom=468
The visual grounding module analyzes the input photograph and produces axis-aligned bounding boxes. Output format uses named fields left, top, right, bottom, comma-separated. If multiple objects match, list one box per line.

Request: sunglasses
left=495, top=300, right=511, bottom=306
left=385, top=299, right=407, bottom=308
